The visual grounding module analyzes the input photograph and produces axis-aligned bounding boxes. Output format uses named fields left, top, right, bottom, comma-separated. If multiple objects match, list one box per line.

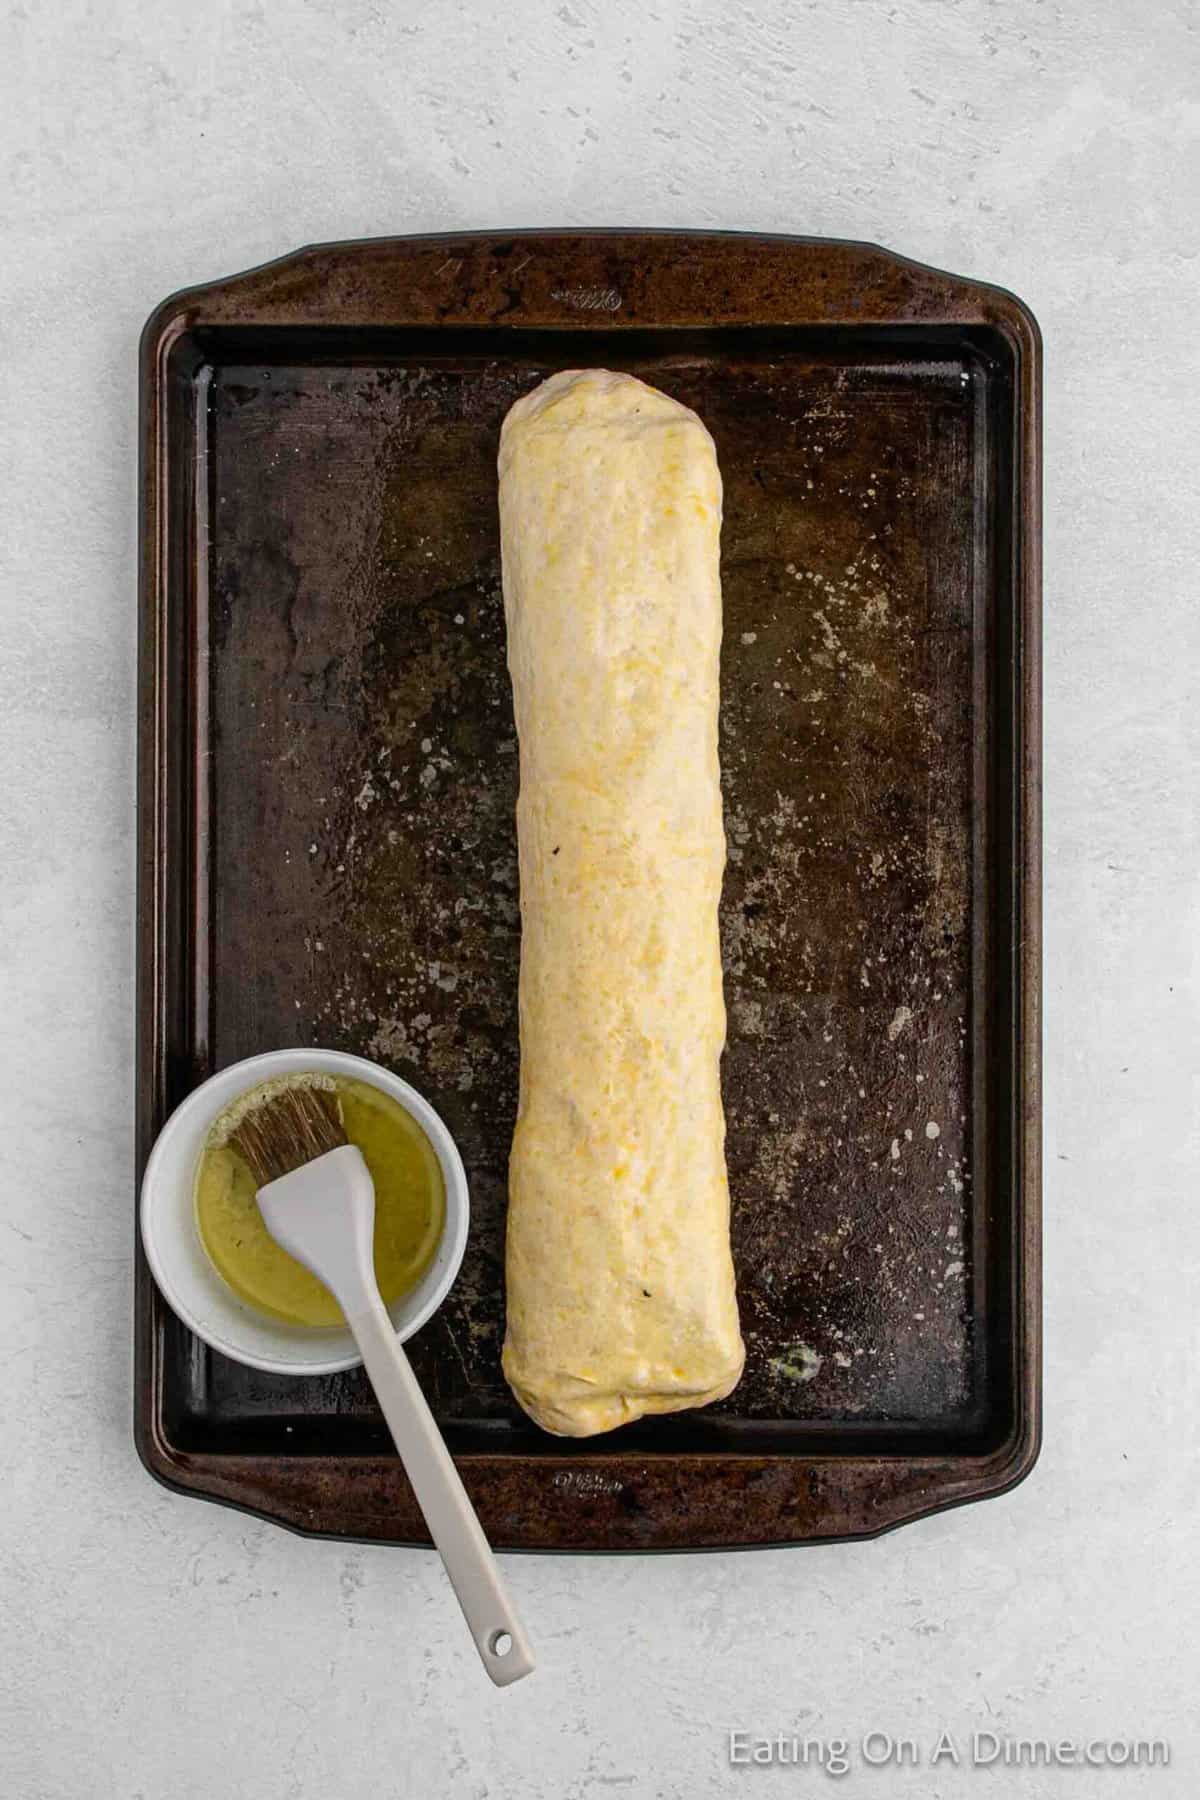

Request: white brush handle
left=348, top=1293, right=535, bottom=1686
left=257, top=1146, right=534, bottom=1687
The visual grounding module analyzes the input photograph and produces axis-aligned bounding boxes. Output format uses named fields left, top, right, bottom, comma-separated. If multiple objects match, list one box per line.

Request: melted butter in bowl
left=194, top=1075, right=446, bottom=1328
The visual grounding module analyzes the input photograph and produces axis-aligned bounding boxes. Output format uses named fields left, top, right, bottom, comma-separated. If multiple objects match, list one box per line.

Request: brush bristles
left=230, top=1085, right=347, bottom=1188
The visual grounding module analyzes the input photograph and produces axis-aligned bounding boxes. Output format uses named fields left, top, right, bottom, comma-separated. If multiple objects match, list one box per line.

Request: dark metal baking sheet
left=136, top=231, right=1041, bottom=1550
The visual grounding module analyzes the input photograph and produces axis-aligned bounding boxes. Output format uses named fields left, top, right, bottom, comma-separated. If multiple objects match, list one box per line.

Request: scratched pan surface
left=136, top=233, right=1040, bottom=1549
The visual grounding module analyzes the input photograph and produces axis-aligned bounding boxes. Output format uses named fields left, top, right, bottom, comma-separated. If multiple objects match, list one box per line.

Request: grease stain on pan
left=769, top=1342, right=824, bottom=1385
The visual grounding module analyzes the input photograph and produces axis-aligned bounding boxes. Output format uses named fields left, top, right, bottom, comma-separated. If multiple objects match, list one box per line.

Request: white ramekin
left=139, top=1048, right=469, bottom=1376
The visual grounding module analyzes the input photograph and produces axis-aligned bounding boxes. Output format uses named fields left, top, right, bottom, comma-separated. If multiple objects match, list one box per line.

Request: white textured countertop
left=3, top=2, right=1198, bottom=1795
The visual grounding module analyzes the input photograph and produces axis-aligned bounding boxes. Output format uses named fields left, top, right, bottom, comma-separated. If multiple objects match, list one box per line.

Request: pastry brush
left=230, top=1083, right=534, bottom=1686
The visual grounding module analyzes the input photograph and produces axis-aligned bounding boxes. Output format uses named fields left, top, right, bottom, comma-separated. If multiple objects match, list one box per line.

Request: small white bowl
left=140, top=1048, right=469, bottom=1375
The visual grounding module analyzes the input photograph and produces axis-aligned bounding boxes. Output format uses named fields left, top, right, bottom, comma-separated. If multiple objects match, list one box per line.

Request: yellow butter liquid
left=194, top=1077, right=446, bottom=1328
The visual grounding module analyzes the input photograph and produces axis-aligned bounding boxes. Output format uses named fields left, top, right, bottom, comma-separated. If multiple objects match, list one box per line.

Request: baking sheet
left=137, top=233, right=1040, bottom=1548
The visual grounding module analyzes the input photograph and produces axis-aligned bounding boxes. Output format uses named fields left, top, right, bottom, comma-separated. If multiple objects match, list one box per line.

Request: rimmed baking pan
left=136, top=231, right=1040, bottom=1549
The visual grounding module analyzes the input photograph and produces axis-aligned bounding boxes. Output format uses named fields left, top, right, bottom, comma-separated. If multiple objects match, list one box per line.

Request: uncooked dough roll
left=498, top=368, right=744, bottom=1436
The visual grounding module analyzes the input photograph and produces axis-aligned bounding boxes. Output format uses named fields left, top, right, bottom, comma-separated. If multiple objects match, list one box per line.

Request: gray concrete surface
left=2, top=1, right=1198, bottom=1795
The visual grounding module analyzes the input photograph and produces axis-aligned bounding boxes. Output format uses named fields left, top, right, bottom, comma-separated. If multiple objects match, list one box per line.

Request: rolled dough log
left=498, top=368, right=744, bottom=1436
